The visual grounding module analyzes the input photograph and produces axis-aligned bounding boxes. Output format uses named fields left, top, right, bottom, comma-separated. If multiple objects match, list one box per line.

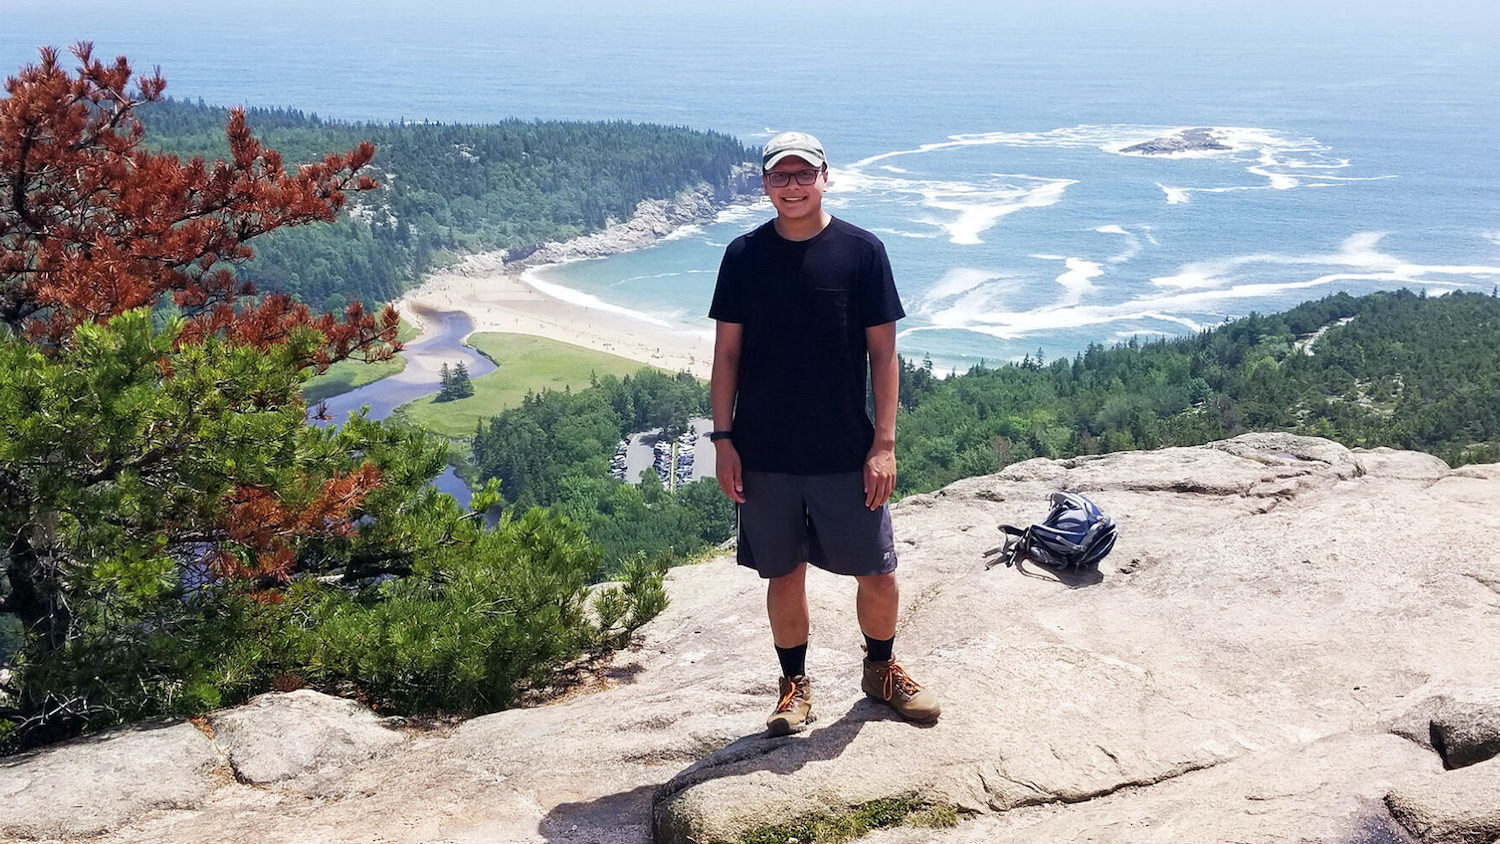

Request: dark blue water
left=7, top=0, right=1499, bottom=372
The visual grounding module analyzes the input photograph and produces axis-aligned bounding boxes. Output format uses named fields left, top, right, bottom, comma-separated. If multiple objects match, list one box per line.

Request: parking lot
left=612, top=418, right=715, bottom=488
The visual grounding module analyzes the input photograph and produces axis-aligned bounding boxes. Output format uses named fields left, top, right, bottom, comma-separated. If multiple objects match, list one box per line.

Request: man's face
left=762, top=156, right=828, bottom=222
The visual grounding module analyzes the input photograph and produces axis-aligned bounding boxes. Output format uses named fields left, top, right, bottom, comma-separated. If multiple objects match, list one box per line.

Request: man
left=708, top=131, right=940, bottom=736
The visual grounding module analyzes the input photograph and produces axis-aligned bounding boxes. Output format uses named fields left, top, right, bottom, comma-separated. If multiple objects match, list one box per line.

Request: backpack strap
left=984, top=524, right=1029, bottom=569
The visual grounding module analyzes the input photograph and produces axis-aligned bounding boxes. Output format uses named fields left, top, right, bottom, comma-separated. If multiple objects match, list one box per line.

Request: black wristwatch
left=708, top=430, right=734, bottom=442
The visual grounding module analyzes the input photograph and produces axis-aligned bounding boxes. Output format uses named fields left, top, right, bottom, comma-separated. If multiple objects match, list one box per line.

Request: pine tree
left=453, top=361, right=475, bottom=398
left=0, top=44, right=392, bottom=356
left=0, top=45, right=398, bottom=746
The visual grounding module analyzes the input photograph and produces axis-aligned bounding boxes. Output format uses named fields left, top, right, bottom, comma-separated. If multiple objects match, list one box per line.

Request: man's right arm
left=711, top=320, right=745, bottom=503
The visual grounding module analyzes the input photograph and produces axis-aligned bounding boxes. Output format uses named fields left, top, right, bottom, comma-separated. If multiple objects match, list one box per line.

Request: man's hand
left=863, top=445, right=896, bottom=510
left=716, top=441, right=745, bottom=503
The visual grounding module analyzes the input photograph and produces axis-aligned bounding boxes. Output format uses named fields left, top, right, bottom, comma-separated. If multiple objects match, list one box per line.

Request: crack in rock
left=987, top=754, right=1232, bottom=812
left=1460, top=571, right=1500, bottom=597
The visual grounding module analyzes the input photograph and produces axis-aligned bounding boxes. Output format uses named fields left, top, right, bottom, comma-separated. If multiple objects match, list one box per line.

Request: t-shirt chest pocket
left=805, top=283, right=853, bottom=335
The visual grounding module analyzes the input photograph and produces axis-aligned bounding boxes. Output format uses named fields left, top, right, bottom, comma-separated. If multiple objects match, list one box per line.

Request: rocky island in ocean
left=1122, top=127, right=1233, bottom=154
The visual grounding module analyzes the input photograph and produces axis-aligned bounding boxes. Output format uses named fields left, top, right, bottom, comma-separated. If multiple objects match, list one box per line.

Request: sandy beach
left=394, top=256, right=715, bottom=380
left=391, top=183, right=762, bottom=380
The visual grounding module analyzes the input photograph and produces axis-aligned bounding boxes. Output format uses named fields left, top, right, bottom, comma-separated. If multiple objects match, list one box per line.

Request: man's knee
left=767, top=562, right=808, bottom=593
left=856, top=571, right=898, bottom=595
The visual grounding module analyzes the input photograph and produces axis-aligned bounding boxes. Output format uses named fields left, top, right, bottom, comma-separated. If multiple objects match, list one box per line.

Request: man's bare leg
left=767, top=562, right=810, bottom=647
left=855, top=571, right=899, bottom=640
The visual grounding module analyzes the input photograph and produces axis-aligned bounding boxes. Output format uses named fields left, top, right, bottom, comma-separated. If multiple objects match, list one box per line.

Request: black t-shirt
left=708, top=217, right=905, bottom=473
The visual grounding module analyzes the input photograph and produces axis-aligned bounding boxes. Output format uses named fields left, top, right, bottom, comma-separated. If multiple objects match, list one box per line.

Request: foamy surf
left=836, top=165, right=1076, bottom=245
left=1096, top=225, right=1142, bottom=263
left=846, top=124, right=1394, bottom=213
left=913, top=259, right=1496, bottom=344
left=522, top=268, right=673, bottom=327
left=1054, top=258, right=1104, bottom=307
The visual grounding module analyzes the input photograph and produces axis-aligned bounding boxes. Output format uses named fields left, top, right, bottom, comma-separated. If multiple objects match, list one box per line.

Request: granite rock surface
left=3, top=434, right=1498, bottom=843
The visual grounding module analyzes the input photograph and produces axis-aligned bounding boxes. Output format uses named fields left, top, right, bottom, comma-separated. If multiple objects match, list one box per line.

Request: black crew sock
left=864, top=634, right=895, bottom=663
left=775, top=642, right=808, bottom=678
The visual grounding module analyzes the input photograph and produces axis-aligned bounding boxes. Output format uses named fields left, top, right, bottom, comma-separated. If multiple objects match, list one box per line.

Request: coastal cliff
left=449, top=168, right=762, bottom=275
left=512, top=167, right=761, bottom=266
left=4, top=433, right=1498, bottom=843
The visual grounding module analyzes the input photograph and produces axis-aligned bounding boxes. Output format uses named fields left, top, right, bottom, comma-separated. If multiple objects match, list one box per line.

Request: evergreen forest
left=469, top=289, right=1500, bottom=574
left=470, top=369, right=734, bottom=577
left=139, top=98, right=754, bottom=311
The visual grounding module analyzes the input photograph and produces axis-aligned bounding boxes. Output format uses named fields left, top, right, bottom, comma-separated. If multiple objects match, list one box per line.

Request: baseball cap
left=762, top=131, right=827, bottom=171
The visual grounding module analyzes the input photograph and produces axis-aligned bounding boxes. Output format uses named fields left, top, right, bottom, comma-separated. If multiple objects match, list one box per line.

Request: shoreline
left=393, top=179, right=759, bottom=380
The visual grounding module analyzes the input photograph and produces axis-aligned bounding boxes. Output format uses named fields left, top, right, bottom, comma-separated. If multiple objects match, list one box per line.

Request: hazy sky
left=10, top=0, right=1500, bottom=29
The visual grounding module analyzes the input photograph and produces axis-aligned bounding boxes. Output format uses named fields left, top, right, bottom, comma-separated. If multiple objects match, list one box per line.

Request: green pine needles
left=0, top=311, right=667, bottom=752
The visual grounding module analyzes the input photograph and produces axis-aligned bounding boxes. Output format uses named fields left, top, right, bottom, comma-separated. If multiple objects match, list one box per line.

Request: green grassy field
left=393, top=332, right=657, bottom=439
left=301, top=317, right=421, bottom=403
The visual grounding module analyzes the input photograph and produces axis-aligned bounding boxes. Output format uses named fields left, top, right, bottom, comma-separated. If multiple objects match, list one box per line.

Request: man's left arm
left=863, top=321, right=899, bottom=510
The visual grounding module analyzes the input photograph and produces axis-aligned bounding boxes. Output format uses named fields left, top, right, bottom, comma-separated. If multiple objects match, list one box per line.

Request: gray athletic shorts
left=736, top=471, right=898, bottom=579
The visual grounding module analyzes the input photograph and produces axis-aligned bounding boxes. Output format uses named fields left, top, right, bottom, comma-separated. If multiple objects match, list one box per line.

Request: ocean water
left=7, top=0, right=1499, bottom=370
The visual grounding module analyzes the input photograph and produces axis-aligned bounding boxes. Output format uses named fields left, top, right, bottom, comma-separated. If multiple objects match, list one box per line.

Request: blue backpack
left=985, top=492, right=1118, bottom=572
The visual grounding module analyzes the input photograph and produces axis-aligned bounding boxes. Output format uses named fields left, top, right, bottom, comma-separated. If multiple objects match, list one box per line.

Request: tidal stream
left=311, top=306, right=493, bottom=506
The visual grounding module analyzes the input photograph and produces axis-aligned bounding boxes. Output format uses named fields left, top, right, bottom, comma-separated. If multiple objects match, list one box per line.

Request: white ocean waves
left=1136, top=313, right=1209, bottom=332
left=845, top=124, right=1386, bottom=228
left=848, top=125, right=1290, bottom=167
left=1051, top=257, right=1104, bottom=307
left=849, top=125, right=1212, bottom=166
left=713, top=202, right=769, bottom=226
left=615, top=269, right=713, bottom=287
left=914, top=268, right=1019, bottom=328
left=871, top=227, right=939, bottom=240
left=905, top=234, right=1500, bottom=344
left=924, top=177, right=1074, bottom=245
left=660, top=224, right=703, bottom=242
left=926, top=287, right=1011, bottom=330
left=1149, top=232, right=1493, bottom=291
left=1246, top=162, right=1301, bottom=191
left=918, top=268, right=1007, bottom=307
left=837, top=167, right=1075, bottom=245
left=1096, top=225, right=1141, bottom=263
left=1484, top=230, right=1500, bottom=248
left=522, top=268, right=673, bottom=327
left=1152, top=254, right=1269, bottom=290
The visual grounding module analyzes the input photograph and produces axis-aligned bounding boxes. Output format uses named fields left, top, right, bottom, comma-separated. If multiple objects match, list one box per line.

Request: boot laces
left=775, top=678, right=807, bottom=713
left=883, top=662, right=922, bottom=700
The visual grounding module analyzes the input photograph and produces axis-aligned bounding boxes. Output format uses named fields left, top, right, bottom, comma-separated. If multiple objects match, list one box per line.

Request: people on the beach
left=708, top=131, right=940, bottom=735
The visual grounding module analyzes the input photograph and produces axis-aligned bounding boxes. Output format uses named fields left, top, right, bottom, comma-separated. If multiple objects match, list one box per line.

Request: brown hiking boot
left=766, top=675, right=813, bottom=736
left=862, top=658, right=941, bottom=723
